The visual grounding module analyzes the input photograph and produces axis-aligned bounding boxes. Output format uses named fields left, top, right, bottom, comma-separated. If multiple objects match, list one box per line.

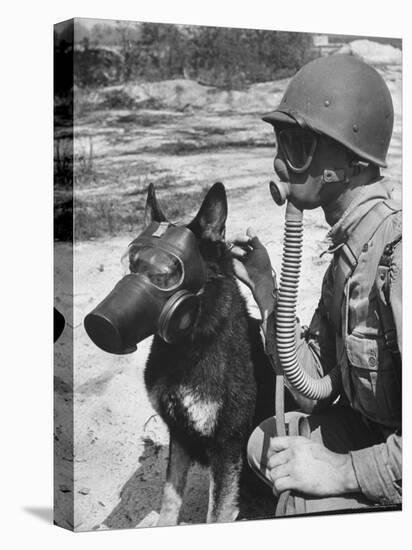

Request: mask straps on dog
left=152, top=221, right=173, bottom=237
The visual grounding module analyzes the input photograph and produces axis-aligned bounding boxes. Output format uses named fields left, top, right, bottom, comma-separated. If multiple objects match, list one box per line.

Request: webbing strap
left=376, top=265, right=400, bottom=353
left=329, top=200, right=401, bottom=334
left=275, top=414, right=310, bottom=516
left=376, top=232, right=402, bottom=362
left=262, top=311, right=302, bottom=516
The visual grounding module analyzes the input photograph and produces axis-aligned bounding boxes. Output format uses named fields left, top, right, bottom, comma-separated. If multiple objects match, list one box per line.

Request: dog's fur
left=141, top=182, right=275, bottom=525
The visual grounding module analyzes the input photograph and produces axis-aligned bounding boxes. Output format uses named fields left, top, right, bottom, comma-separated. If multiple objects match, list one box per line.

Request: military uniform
left=247, top=176, right=402, bottom=512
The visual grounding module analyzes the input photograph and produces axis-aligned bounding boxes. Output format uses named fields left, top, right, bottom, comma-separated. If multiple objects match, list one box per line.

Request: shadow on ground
left=102, top=437, right=276, bottom=529
left=102, top=437, right=209, bottom=528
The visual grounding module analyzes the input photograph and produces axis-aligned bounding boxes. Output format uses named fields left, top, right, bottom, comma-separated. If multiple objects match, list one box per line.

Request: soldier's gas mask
left=269, top=127, right=319, bottom=205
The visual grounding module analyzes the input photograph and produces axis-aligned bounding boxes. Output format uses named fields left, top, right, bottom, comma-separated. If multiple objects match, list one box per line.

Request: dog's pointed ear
left=188, top=182, right=227, bottom=240
left=144, top=183, right=167, bottom=226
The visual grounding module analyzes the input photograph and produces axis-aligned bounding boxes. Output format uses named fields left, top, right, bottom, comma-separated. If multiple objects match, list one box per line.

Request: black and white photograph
left=53, top=17, right=403, bottom=531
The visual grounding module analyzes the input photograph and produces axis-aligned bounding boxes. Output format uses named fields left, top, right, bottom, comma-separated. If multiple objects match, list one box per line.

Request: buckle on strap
left=152, top=221, right=171, bottom=237
left=340, top=243, right=358, bottom=270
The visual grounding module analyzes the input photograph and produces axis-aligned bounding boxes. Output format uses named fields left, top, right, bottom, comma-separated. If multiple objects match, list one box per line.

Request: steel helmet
left=263, top=55, right=394, bottom=167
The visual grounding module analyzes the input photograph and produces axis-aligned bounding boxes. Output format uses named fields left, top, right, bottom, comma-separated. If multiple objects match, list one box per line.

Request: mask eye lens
left=278, top=128, right=317, bottom=173
left=126, top=245, right=183, bottom=290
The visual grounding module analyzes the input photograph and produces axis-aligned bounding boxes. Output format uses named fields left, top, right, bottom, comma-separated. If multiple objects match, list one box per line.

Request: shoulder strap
left=376, top=234, right=402, bottom=358
left=330, top=199, right=401, bottom=334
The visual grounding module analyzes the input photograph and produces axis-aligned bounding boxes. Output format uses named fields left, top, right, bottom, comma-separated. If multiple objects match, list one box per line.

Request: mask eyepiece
left=126, top=244, right=184, bottom=291
left=278, top=128, right=317, bottom=173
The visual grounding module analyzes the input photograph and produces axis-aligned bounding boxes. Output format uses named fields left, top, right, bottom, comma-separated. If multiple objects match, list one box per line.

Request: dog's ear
left=188, top=182, right=227, bottom=240
left=144, top=183, right=167, bottom=226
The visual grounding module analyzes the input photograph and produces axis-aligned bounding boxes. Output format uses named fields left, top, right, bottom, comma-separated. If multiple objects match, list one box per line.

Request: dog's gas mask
left=84, top=222, right=206, bottom=354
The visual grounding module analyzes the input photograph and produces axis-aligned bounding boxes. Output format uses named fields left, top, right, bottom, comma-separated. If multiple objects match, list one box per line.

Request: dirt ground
left=54, top=58, right=401, bottom=531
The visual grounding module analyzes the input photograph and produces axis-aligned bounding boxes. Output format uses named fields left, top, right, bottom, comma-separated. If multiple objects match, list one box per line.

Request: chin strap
left=322, top=162, right=373, bottom=186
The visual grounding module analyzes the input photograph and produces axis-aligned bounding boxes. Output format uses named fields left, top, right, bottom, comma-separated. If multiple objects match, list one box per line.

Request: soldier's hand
left=229, top=227, right=276, bottom=303
left=267, top=436, right=360, bottom=497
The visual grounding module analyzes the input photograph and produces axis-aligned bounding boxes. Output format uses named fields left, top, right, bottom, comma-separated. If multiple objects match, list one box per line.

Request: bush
left=74, top=47, right=123, bottom=87
left=99, top=88, right=137, bottom=109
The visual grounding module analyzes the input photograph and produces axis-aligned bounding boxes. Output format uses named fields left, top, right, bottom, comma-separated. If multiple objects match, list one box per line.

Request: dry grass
left=71, top=184, right=208, bottom=241
left=75, top=137, right=96, bottom=187
left=54, top=138, right=73, bottom=188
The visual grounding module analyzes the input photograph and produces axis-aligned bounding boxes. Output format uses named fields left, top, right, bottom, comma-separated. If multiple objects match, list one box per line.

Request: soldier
left=231, top=55, right=401, bottom=514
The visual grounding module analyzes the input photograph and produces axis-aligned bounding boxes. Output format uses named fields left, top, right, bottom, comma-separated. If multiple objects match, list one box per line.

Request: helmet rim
left=263, top=107, right=388, bottom=168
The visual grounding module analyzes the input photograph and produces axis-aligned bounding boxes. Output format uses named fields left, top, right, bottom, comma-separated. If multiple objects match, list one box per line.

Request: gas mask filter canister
left=84, top=222, right=207, bottom=354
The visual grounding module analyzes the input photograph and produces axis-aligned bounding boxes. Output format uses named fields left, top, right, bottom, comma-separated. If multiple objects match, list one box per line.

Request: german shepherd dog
left=141, top=182, right=274, bottom=526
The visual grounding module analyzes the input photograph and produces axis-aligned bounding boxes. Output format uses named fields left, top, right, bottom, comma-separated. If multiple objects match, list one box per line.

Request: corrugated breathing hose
left=276, top=202, right=340, bottom=401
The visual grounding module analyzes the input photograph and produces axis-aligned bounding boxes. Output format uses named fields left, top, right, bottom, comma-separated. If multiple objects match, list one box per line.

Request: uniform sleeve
left=350, top=239, right=402, bottom=505
left=350, top=433, right=402, bottom=504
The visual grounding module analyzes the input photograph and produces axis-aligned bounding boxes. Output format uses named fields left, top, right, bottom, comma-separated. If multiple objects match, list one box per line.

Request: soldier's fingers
left=230, top=246, right=248, bottom=259
left=273, top=475, right=295, bottom=495
left=246, top=227, right=265, bottom=249
left=231, top=235, right=253, bottom=246
left=269, top=436, right=298, bottom=452
left=267, top=449, right=290, bottom=469
left=269, top=463, right=291, bottom=482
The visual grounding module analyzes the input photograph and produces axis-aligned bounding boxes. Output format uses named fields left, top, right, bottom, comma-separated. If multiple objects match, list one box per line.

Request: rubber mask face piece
left=85, top=223, right=206, bottom=354
left=278, top=128, right=317, bottom=173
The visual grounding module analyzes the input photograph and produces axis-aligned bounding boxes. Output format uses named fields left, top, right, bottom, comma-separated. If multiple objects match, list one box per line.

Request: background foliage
left=55, top=21, right=315, bottom=90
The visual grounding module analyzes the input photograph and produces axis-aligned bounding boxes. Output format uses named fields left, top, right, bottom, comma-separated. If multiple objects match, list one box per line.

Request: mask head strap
left=322, top=168, right=349, bottom=184
left=152, top=221, right=173, bottom=238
